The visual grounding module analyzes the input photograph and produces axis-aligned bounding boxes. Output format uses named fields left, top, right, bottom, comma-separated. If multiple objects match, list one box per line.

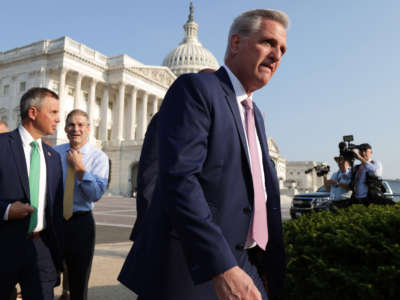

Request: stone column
left=115, top=83, right=125, bottom=141
left=151, top=96, right=158, bottom=118
left=127, top=87, right=137, bottom=140
left=99, top=85, right=109, bottom=141
left=138, top=91, right=148, bottom=139
left=74, top=72, right=83, bottom=109
left=39, top=67, right=46, bottom=87
left=57, top=67, right=68, bottom=140
left=58, top=68, right=68, bottom=105
left=158, top=98, right=163, bottom=111
left=88, top=78, right=97, bottom=142
left=8, top=77, right=16, bottom=126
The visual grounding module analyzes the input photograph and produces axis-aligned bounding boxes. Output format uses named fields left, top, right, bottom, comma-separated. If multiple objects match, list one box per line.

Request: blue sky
left=1, top=0, right=399, bottom=178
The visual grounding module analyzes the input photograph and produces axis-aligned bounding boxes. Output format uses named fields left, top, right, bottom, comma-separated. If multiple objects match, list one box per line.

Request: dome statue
left=162, top=2, right=219, bottom=76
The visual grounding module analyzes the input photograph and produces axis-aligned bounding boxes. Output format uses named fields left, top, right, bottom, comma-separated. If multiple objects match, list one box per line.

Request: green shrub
left=282, top=204, right=400, bottom=300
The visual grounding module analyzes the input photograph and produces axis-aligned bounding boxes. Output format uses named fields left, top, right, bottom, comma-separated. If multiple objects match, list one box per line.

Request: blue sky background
left=1, top=0, right=399, bottom=178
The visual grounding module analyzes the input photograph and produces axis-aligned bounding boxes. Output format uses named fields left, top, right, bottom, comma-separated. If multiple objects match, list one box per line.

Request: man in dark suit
left=119, top=9, right=289, bottom=300
left=130, top=69, right=215, bottom=242
left=130, top=113, right=159, bottom=242
left=0, top=88, right=64, bottom=300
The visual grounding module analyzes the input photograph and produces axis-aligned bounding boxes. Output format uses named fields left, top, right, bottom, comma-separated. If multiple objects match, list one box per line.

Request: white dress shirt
left=3, top=125, right=47, bottom=232
left=223, top=65, right=268, bottom=248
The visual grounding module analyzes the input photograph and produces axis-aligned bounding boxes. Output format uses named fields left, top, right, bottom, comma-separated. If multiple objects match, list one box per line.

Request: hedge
left=282, top=204, right=400, bottom=300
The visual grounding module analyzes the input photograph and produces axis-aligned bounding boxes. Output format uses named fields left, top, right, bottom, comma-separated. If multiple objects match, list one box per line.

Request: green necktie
left=28, top=141, right=40, bottom=233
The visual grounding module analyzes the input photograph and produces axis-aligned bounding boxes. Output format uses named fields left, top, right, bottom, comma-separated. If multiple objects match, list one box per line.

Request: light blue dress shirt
left=54, top=142, right=109, bottom=212
left=354, top=160, right=383, bottom=199
left=329, top=168, right=352, bottom=200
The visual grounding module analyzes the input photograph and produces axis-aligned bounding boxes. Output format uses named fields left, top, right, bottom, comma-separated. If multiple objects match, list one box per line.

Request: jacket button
left=235, top=243, right=244, bottom=251
left=243, top=206, right=252, bottom=215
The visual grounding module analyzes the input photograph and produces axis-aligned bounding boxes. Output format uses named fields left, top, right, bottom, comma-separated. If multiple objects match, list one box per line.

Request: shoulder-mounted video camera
left=338, top=135, right=361, bottom=163
left=305, top=163, right=330, bottom=177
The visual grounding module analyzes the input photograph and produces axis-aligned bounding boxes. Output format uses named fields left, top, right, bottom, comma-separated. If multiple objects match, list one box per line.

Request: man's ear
left=27, top=106, right=39, bottom=121
left=64, top=119, right=69, bottom=134
left=229, top=34, right=242, bottom=55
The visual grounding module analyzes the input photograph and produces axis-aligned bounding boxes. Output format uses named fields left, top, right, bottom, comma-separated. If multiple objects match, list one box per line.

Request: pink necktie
left=241, top=98, right=268, bottom=250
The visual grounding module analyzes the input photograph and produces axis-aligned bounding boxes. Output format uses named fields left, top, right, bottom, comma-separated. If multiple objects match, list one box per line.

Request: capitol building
left=0, top=4, right=319, bottom=196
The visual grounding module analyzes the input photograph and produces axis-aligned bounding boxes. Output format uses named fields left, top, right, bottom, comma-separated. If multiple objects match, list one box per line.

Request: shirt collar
left=18, top=125, right=43, bottom=151
left=339, top=167, right=351, bottom=174
left=223, top=65, right=252, bottom=103
left=67, top=142, right=90, bottom=154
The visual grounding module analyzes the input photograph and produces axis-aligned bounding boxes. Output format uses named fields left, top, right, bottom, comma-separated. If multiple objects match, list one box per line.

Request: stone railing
left=108, top=54, right=143, bottom=69
left=0, top=36, right=110, bottom=67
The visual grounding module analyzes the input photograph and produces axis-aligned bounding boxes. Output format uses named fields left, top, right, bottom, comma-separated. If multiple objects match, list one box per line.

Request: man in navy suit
left=130, top=69, right=215, bottom=242
left=130, top=113, right=159, bottom=242
left=0, top=88, right=64, bottom=300
left=119, top=9, right=289, bottom=300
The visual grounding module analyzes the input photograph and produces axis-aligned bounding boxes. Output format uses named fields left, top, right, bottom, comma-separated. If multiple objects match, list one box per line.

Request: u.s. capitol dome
left=162, top=3, right=219, bottom=76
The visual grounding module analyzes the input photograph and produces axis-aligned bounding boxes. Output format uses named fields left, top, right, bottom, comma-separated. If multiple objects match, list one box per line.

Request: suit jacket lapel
left=216, top=67, right=251, bottom=168
left=42, top=142, right=53, bottom=211
left=9, top=129, right=30, bottom=201
left=254, top=107, right=270, bottom=164
left=253, top=107, right=280, bottom=199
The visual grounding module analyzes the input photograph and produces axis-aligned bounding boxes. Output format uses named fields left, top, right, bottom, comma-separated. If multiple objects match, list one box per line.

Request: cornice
left=1, top=38, right=176, bottom=91
left=128, top=66, right=176, bottom=89
left=64, top=51, right=108, bottom=72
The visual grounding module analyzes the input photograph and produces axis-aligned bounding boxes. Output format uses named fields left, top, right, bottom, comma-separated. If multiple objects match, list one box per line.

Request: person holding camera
left=323, top=156, right=352, bottom=208
left=351, top=143, right=383, bottom=204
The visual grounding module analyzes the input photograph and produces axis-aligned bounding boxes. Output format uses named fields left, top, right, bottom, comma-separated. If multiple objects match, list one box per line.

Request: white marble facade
left=267, top=138, right=287, bottom=189
left=285, top=161, right=325, bottom=194
left=0, top=36, right=175, bottom=195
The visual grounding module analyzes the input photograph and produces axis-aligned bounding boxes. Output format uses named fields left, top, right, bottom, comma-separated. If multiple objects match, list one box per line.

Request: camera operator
left=352, top=143, right=383, bottom=204
left=323, top=156, right=352, bottom=208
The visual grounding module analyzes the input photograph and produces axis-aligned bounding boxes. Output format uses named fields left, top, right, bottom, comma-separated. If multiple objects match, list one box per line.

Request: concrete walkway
left=54, top=242, right=137, bottom=299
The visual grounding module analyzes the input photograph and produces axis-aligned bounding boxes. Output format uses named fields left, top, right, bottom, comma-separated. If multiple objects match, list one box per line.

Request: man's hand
left=8, top=201, right=34, bottom=219
left=326, top=179, right=338, bottom=185
left=213, top=266, right=262, bottom=300
left=67, top=149, right=86, bottom=179
left=352, top=149, right=366, bottom=163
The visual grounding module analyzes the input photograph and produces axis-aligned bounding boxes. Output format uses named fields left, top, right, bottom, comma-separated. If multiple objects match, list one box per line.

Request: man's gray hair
left=224, top=9, right=290, bottom=61
left=20, top=87, right=59, bottom=120
left=66, top=109, right=89, bottom=125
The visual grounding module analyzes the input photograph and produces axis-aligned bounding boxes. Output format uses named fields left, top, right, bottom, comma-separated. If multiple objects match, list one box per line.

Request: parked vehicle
left=290, top=179, right=400, bottom=219
left=382, top=179, right=400, bottom=203
left=290, top=186, right=330, bottom=219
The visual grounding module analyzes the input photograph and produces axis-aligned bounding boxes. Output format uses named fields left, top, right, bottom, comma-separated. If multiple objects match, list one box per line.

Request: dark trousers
left=9, top=287, right=17, bottom=300
left=0, top=236, right=57, bottom=300
left=331, top=199, right=351, bottom=209
left=64, top=211, right=95, bottom=300
left=139, top=238, right=268, bottom=300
